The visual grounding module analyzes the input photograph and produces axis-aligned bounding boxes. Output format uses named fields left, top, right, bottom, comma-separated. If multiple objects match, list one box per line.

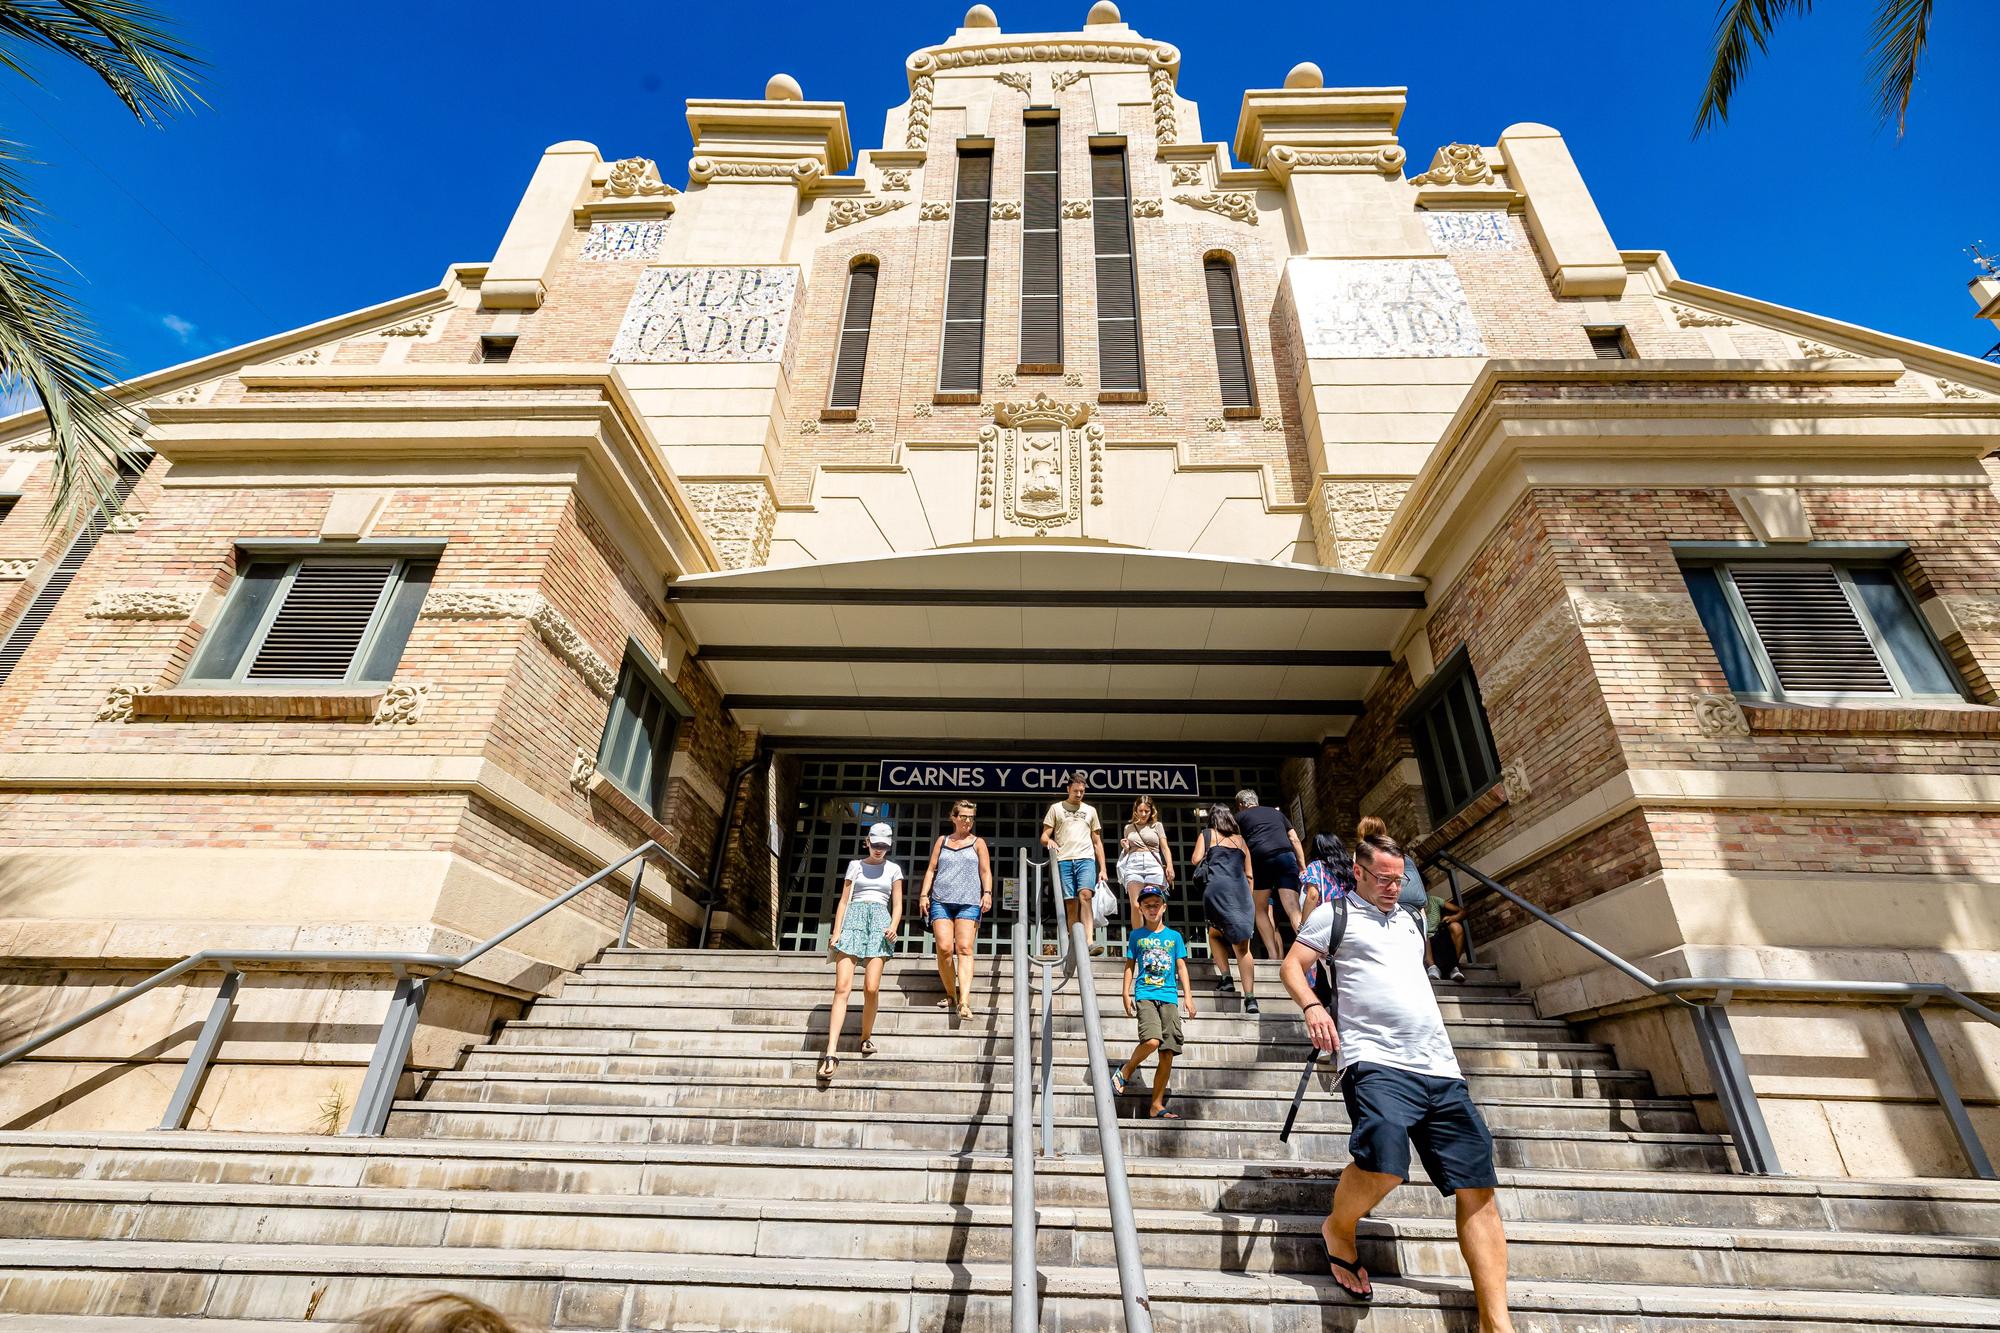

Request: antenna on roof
left=1968, top=240, right=2000, bottom=278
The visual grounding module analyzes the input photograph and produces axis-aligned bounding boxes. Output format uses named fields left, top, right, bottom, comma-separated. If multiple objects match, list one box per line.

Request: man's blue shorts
left=1340, top=1061, right=1499, bottom=1196
left=928, top=900, right=981, bottom=924
left=1056, top=858, right=1098, bottom=900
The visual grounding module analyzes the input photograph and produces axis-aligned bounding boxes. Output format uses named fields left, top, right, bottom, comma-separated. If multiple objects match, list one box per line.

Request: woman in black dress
left=1191, top=805, right=1259, bottom=1014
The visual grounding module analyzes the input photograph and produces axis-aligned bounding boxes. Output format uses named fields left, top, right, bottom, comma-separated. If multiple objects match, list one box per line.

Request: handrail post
left=344, top=975, right=428, bottom=1137
left=1901, top=1000, right=1997, bottom=1180
left=1069, top=916, right=1153, bottom=1333
left=620, top=860, right=645, bottom=949
left=158, top=968, right=240, bottom=1130
left=1010, top=919, right=1038, bottom=1333
left=1691, top=998, right=1782, bottom=1175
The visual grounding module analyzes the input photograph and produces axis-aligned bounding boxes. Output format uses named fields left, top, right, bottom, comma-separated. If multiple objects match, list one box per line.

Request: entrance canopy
left=667, top=545, right=1426, bottom=745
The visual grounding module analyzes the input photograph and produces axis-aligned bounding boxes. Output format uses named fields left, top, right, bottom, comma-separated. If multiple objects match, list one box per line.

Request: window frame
left=1090, top=139, right=1145, bottom=399
left=1684, top=556, right=1967, bottom=706
left=935, top=140, right=994, bottom=400
left=185, top=547, right=440, bottom=688
left=594, top=639, right=694, bottom=816
left=1017, top=111, right=1063, bottom=374
left=1400, top=646, right=1503, bottom=825
left=825, top=255, right=881, bottom=416
left=1202, top=250, right=1256, bottom=413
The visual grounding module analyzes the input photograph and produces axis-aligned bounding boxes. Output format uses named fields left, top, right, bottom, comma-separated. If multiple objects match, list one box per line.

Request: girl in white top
left=1117, top=795, right=1175, bottom=924
left=820, top=822, right=903, bottom=1080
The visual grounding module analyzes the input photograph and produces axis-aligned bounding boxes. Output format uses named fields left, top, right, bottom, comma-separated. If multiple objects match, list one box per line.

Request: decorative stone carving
left=8, top=434, right=53, bottom=452
left=1064, top=371, right=1083, bottom=387
left=798, top=419, right=820, bottom=435
left=162, top=383, right=208, bottom=406
left=1409, top=143, right=1491, bottom=186
left=419, top=589, right=617, bottom=698
left=1171, top=162, right=1204, bottom=186
left=978, top=402, right=996, bottom=418
left=915, top=40, right=1178, bottom=74
left=581, top=220, right=668, bottom=262
left=826, top=197, right=907, bottom=230
left=1500, top=759, right=1531, bottom=800
left=85, top=588, right=200, bottom=620
left=1147, top=402, right=1167, bottom=416
left=1149, top=64, right=1178, bottom=145
left=605, top=157, right=675, bottom=198
left=996, top=371, right=1016, bottom=388
left=905, top=58, right=935, bottom=150
left=1174, top=191, right=1257, bottom=224
left=990, top=200, right=1022, bottom=221
left=913, top=402, right=933, bottom=417
left=919, top=201, right=951, bottom=221
left=1050, top=68, right=1089, bottom=92
left=96, top=684, right=152, bottom=723
left=1086, top=421, right=1104, bottom=505
left=1694, top=692, right=1751, bottom=739
left=611, top=266, right=798, bottom=365
left=855, top=418, right=877, bottom=434
left=0, top=558, right=34, bottom=580
left=1670, top=303, right=1735, bottom=328
left=371, top=682, right=432, bottom=727
left=881, top=170, right=911, bottom=191
left=105, top=511, right=143, bottom=533
left=1293, top=259, right=1486, bottom=358
left=992, top=393, right=1094, bottom=535
left=569, top=747, right=598, bottom=793
left=687, top=157, right=822, bottom=187
left=1570, top=590, right=1700, bottom=628
left=1131, top=197, right=1163, bottom=218
left=977, top=427, right=996, bottom=509
left=1943, top=597, right=2000, bottom=633
left=1266, top=145, right=1405, bottom=179
left=685, top=480, right=776, bottom=570
left=1204, top=418, right=1226, bottom=431
left=1262, top=416, right=1283, bottom=431
left=993, top=71, right=1032, bottom=94
left=1422, top=211, right=1517, bottom=252
left=1797, top=339, right=1857, bottom=359
left=1478, top=598, right=1579, bottom=700
left=1060, top=198, right=1092, bottom=219
left=283, top=348, right=323, bottom=367
left=376, top=313, right=435, bottom=338
left=1938, top=377, right=1986, bottom=400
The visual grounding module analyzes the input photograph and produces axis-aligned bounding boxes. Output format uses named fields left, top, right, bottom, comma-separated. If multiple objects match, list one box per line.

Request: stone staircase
left=1, top=948, right=1998, bottom=1329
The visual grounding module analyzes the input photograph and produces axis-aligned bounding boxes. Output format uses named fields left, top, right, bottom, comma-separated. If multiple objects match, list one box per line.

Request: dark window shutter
left=0, top=465, right=144, bottom=686
left=1729, top=565, right=1893, bottom=694
left=1019, top=119, right=1062, bottom=369
left=1205, top=257, right=1254, bottom=408
left=1403, top=651, right=1502, bottom=823
left=939, top=148, right=993, bottom=395
left=829, top=261, right=879, bottom=410
left=1588, top=328, right=1629, bottom=359
left=245, top=560, right=395, bottom=681
left=1089, top=145, right=1143, bottom=393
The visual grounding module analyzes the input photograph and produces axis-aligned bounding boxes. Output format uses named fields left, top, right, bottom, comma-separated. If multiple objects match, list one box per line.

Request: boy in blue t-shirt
left=1113, top=885, right=1196, bottom=1118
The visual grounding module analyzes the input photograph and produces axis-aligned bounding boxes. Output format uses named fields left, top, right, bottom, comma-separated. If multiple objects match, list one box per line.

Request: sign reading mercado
left=610, top=265, right=799, bottom=364
left=878, top=760, right=1200, bottom=797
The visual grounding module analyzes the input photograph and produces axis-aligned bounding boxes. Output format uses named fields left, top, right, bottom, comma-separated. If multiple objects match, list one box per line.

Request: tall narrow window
left=1204, top=255, right=1254, bottom=410
left=938, top=145, right=993, bottom=397
left=1019, top=117, right=1062, bottom=372
left=0, top=460, right=145, bottom=686
left=595, top=648, right=690, bottom=817
left=827, top=258, right=879, bottom=413
left=1091, top=144, right=1143, bottom=395
left=1403, top=648, right=1502, bottom=823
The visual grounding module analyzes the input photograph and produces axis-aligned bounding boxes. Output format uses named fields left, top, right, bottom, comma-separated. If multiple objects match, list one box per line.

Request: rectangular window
left=1019, top=117, right=1062, bottom=372
left=938, top=145, right=993, bottom=397
left=1203, top=255, right=1254, bottom=410
left=595, top=649, right=689, bottom=815
left=1679, top=560, right=1964, bottom=702
left=1586, top=326, right=1631, bottom=359
left=1403, top=649, right=1502, bottom=824
left=479, top=334, right=516, bottom=364
left=827, top=260, right=880, bottom=412
left=0, top=460, right=145, bottom=686
left=1090, top=144, right=1143, bottom=395
left=185, top=554, right=436, bottom=685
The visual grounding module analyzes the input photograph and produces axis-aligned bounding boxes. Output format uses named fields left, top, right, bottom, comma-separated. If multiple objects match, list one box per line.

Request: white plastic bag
left=1092, top=881, right=1116, bottom=928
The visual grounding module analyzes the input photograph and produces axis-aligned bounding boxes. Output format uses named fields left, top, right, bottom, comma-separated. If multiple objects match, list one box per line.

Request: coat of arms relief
left=981, top=393, right=1101, bottom=537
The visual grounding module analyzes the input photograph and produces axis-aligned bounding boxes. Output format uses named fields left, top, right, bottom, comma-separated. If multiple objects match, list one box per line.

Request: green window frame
left=1402, top=647, right=1503, bottom=824
left=595, top=644, right=692, bottom=816
left=185, top=554, right=436, bottom=686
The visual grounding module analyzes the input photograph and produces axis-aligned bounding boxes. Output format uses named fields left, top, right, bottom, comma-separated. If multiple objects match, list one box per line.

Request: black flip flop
left=1150, top=1108, right=1182, bottom=1119
left=1323, top=1245, right=1373, bottom=1303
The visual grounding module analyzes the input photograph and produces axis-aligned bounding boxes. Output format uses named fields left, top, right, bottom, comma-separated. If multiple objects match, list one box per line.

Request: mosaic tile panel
left=610, top=266, right=798, bottom=364
left=581, top=220, right=668, bottom=262
left=1422, top=210, right=1518, bottom=252
left=1291, top=258, right=1487, bottom=358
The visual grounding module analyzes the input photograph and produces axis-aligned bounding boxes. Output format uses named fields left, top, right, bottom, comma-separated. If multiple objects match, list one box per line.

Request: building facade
left=3, top=4, right=1999, bottom=1176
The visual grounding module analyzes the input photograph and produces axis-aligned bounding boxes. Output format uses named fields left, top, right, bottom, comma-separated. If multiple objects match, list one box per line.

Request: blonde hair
left=1129, top=796, right=1157, bottom=826
left=950, top=799, right=977, bottom=819
left=348, top=1294, right=521, bottom=1333
left=1355, top=814, right=1390, bottom=842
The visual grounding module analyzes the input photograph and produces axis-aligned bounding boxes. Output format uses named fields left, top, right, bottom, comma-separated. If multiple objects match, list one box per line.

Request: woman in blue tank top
left=918, top=799, right=992, bottom=1020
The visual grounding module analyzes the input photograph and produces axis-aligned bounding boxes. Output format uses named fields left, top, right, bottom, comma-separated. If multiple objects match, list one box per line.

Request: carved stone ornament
left=1262, top=416, right=1283, bottom=431
left=1408, top=142, right=1491, bottom=186
left=419, top=589, right=617, bottom=698
left=1479, top=599, right=1579, bottom=701
left=0, top=558, right=34, bottom=580
left=919, top=201, right=951, bottom=221
left=826, top=197, right=907, bottom=231
left=371, top=682, right=432, bottom=727
left=1500, top=759, right=1531, bottom=800
left=1147, top=402, right=1167, bottom=416
left=1131, top=197, right=1163, bottom=218
left=569, top=747, right=598, bottom=793
left=1060, top=198, right=1092, bottom=219
left=1174, top=191, right=1258, bottom=224
left=905, top=58, right=935, bottom=150
left=856, top=418, right=877, bottom=434
left=1671, top=303, right=1735, bottom=328
left=1064, top=371, right=1084, bottom=387
left=1797, top=339, right=1857, bottom=359
left=991, top=200, right=1022, bottom=221
left=993, top=71, right=1032, bottom=94
left=1570, top=590, right=1701, bottom=628
left=605, top=157, right=676, bottom=198
left=798, top=419, right=820, bottom=435
left=1944, top=596, right=2000, bottom=632
left=1694, top=692, right=1751, bottom=739
left=8, top=435, right=54, bottom=452
left=1204, top=418, right=1226, bottom=431
left=688, top=156, right=823, bottom=187
left=1086, top=421, right=1104, bottom=505
left=375, top=313, right=435, bottom=339
left=912, top=39, right=1177, bottom=74
left=96, top=683, right=153, bottom=723
left=1266, top=145, right=1406, bottom=180
left=85, top=588, right=201, bottom=620
left=1938, top=377, right=1986, bottom=400
left=1171, top=162, right=1204, bottom=186
left=996, top=371, right=1017, bottom=389
left=991, top=393, right=1094, bottom=535
left=105, top=511, right=144, bottom=534
left=977, top=428, right=996, bottom=509
left=1150, top=63, right=1178, bottom=145
left=284, top=348, right=323, bottom=367
left=913, top=402, right=934, bottom=417
left=881, top=169, right=911, bottom=191
left=1051, top=69, right=1089, bottom=92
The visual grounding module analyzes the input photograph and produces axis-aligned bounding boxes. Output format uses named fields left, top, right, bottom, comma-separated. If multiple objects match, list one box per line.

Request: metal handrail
left=1009, top=916, right=1036, bottom=1333
left=0, top=838, right=703, bottom=1136
left=1434, top=850, right=2000, bottom=1180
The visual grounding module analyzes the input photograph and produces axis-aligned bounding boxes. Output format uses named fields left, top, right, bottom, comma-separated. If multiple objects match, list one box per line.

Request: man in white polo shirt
left=1280, top=833, right=1513, bottom=1328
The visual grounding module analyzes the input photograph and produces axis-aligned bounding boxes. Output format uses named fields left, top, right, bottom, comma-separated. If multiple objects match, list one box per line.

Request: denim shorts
left=1340, top=1061, right=1499, bottom=1196
left=1056, top=858, right=1098, bottom=900
left=928, top=900, right=982, bottom=924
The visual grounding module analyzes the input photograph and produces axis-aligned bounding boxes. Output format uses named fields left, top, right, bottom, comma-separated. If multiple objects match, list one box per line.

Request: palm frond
left=0, top=1, right=204, bottom=123
left=1867, top=0, right=1934, bottom=135
left=1693, top=0, right=1814, bottom=137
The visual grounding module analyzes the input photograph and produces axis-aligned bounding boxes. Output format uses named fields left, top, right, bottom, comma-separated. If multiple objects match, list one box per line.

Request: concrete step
left=385, top=1099, right=1733, bottom=1171
left=415, top=1070, right=1704, bottom=1134
left=2, top=1240, right=1996, bottom=1330
left=595, top=949, right=1506, bottom=981
left=6, top=1178, right=1996, bottom=1297
left=454, top=1044, right=1662, bottom=1100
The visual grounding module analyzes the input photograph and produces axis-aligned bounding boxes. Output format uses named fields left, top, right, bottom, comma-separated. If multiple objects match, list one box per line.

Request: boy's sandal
left=816, top=1056, right=838, bottom=1079
left=859, top=1038, right=878, bottom=1056
left=1323, top=1246, right=1373, bottom=1303
left=1149, top=1108, right=1182, bottom=1119
left=1109, top=1070, right=1127, bottom=1095
left=935, top=997, right=953, bottom=1009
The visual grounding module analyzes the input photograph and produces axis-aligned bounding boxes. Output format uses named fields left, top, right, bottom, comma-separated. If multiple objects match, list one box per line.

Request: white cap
left=867, top=821, right=895, bottom=846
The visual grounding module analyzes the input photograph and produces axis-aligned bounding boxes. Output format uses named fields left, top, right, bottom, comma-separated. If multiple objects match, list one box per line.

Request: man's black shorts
left=1251, top=848, right=1301, bottom=892
left=1340, top=1060, right=1499, bottom=1196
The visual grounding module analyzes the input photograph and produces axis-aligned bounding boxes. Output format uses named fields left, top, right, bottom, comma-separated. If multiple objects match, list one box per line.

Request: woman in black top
left=1191, top=805, right=1259, bottom=1014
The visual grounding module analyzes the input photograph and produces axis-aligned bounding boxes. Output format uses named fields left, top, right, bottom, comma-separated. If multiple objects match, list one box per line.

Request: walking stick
left=1278, top=1050, right=1318, bottom=1143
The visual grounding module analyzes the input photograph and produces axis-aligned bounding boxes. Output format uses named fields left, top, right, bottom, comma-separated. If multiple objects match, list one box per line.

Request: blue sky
left=14, top=1, right=1994, bottom=379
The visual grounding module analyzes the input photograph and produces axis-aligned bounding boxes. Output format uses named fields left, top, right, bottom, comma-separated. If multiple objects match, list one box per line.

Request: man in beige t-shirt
left=1041, top=771, right=1107, bottom=950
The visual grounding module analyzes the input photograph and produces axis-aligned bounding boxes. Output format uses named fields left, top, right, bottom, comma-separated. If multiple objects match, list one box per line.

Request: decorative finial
left=964, top=4, right=998, bottom=27
left=1086, top=1, right=1121, bottom=23
left=765, top=72, right=802, bottom=101
left=1284, top=62, right=1324, bottom=90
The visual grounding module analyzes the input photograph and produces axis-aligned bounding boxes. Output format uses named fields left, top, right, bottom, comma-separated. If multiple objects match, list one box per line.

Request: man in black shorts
left=1231, top=789, right=1307, bottom=959
left=1279, top=833, right=1514, bottom=1329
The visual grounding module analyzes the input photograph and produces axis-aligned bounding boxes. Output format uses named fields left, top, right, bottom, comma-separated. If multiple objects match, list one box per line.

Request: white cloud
left=160, top=313, right=197, bottom=344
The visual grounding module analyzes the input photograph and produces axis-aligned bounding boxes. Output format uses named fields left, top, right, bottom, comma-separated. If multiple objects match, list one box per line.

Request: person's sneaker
left=1427, top=965, right=1442, bottom=981
left=1089, top=943, right=1107, bottom=957
left=1450, top=968, right=1467, bottom=982
left=1243, top=997, right=1261, bottom=1015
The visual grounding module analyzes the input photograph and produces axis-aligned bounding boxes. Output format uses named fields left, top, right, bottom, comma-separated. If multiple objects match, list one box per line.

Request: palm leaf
left=1693, top=0, right=1814, bottom=137
left=1867, top=0, right=1934, bottom=134
left=0, top=1, right=203, bottom=122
